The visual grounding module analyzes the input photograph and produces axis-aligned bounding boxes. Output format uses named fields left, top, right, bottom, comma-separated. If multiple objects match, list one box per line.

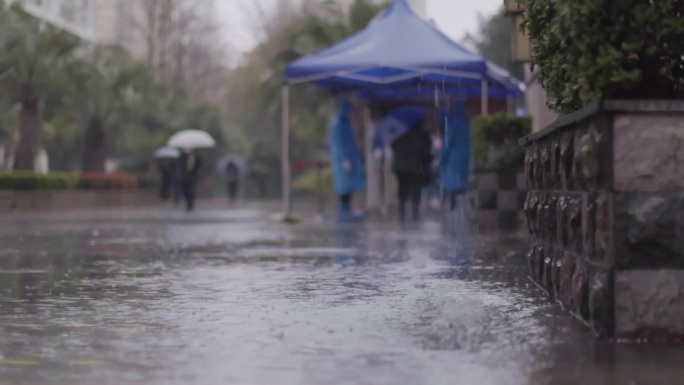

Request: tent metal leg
left=480, top=79, right=489, bottom=115
left=281, top=84, right=291, bottom=215
left=363, top=105, right=377, bottom=213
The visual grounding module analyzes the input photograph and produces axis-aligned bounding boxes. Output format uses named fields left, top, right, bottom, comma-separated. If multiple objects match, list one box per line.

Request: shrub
left=471, top=113, right=531, bottom=169
left=520, top=0, right=684, bottom=113
left=78, top=172, right=138, bottom=190
left=0, top=172, right=79, bottom=190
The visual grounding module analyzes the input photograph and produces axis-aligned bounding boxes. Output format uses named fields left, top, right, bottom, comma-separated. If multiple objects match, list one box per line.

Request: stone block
left=476, top=172, right=499, bottom=192
left=540, top=140, right=552, bottom=190
left=551, top=246, right=563, bottom=300
left=529, top=242, right=544, bottom=283
left=516, top=172, right=526, bottom=191
left=572, top=119, right=610, bottom=191
left=517, top=191, right=527, bottom=210
left=542, top=244, right=555, bottom=298
left=589, top=268, right=614, bottom=338
left=557, top=250, right=576, bottom=310
left=524, top=145, right=535, bottom=190
left=549, top=133, right=561, bottom=189
left=524, top=191, right=539, bottom=237
left=613, top=192, right=684, bottom=270
left=543, top=193, right=559, bottom=244
left=497, top=170, right=518, bottom=190
left=478, top=191, right=498, bottom=210
left=615, top=270, right=684, bottom=338
left=530, top=142, right=541, bottom=190
left=498, top=191, right=519, bottom=211
left=498, top=210, right=520, bottom=232
left=614, top=113, right=684, bottom=192
left=477, top=210, right=498, bottom=235
left=560, top=131, right=575, bottom=190
left=592, top=192, right=613, bottom=267
left=571, top=257, right=590, bottom=319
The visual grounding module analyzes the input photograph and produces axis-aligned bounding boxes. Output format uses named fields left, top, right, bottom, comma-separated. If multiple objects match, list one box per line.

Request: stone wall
left=521, top=100, right=684, bottom=339
left=0, top=190, right=158, bottom=215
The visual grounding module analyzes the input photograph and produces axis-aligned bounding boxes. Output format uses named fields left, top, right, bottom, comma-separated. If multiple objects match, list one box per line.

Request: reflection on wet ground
left=0, top=208, right=683, bottom=385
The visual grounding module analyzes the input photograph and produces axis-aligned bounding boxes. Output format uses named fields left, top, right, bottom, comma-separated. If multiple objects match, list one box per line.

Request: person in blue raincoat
left=437, top=102, right=471, bottom=210
left=328, top=99, right=365, bottom=221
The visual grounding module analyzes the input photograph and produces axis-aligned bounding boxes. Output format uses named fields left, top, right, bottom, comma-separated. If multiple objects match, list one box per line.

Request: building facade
left=9, top=0, right=147, bottom=58
left=18, top=0, right=95, bottom=40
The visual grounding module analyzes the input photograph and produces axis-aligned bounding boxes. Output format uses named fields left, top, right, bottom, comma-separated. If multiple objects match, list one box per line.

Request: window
left=60, top=0, right=77, bottom=22
left=116, top=0, right=131, bottom=46
left=79, top=0, right=92, bottom=29
left=58, top=0, right=91, bottom=29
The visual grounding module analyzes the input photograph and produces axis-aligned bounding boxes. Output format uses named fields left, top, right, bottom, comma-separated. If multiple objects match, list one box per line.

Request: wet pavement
left=0, top=207, right=683, bottom=385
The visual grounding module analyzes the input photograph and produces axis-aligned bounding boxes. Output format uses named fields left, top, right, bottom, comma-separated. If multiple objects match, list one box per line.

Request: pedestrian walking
left=157, top=160, right=173, bottom=200
left=178, top=149, right=203, bottom=211
left=391, top=117, right=433, bottom=222
left=225, top=160, right=239, bottom=205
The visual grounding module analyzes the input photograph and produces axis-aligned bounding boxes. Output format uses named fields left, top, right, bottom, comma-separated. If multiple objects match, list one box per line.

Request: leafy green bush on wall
left=0, top=172, right=79, bottom=190
left=471, top=113, right=531, bottom=169
left=520, top=0, right=684, bottom=113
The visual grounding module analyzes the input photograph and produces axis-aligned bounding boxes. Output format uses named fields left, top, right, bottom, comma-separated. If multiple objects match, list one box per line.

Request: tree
left=138, top=0, right=229, bottom=103
left=222, top=0, right=386, bottom=197
left=64, top=46, right=153, bottom=172
left=0, top=2, right=80, bottom=170
left=463, top=8, right=522, bottom=80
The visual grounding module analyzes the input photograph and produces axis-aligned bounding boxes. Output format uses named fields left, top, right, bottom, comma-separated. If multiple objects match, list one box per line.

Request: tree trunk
left=81, top=116, right=107, bottom=172
left=13, top=86, right=39, bottom=171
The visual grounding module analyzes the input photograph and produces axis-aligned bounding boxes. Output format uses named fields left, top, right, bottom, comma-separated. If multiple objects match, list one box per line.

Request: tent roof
left=285, top=0, right=523, bottom=96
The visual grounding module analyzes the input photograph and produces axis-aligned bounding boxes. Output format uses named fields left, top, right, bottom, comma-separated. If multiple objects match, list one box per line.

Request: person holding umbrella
left=178, top=149, right=203, bottom=211
left=153, top=146, right=181, bottom=201
left=374, top=105, right=432, bottom=222
left=167, top=130, right=216, bottom=211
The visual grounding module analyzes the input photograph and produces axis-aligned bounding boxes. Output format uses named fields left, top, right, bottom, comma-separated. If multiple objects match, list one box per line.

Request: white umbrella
left=167, top=130, right=216, bottom=149
left=154, top=146, right=181, bottom=159
left=216, top=155, right=248, bottom=178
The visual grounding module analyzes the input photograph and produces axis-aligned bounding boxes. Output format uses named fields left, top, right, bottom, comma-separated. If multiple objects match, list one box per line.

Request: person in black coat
left=391, top=119, right=433, bottom=222
left=157, top=160, right=173, bottom=200
left=225, top=161, right=239, bottom=205
left=178, top=149, right=203, bottom=211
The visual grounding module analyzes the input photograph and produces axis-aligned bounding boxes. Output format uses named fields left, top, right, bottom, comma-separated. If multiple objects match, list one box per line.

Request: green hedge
left=0, top=172, right=79, bottom=190
left=521, top=0, right=684, bottom=113
left=292, top=168, right=332, bottom=195
left=471, top=113, right=531, bottom=169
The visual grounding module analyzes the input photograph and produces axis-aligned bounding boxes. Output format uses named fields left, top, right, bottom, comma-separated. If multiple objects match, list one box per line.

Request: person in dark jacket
left=391, top=119, right=433, bottom=222
left=178, top=149, right=203, bottom=211
left=157, top=160, right=173, bottom=200
left=225, top=161, right=239, bottom=205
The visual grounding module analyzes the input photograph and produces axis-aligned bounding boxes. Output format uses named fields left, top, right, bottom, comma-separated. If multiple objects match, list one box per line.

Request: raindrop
left=544, top=257, right=551, bottom=264
left=556, top=260, right=562, bottom=267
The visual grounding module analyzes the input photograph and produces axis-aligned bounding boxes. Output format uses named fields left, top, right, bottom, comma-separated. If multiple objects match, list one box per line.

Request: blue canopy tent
left=279, top=0, right=524, bottom=215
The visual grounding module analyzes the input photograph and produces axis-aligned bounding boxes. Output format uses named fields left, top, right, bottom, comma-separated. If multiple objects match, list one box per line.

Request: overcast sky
left=220, top=0, right=503, bottom=56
